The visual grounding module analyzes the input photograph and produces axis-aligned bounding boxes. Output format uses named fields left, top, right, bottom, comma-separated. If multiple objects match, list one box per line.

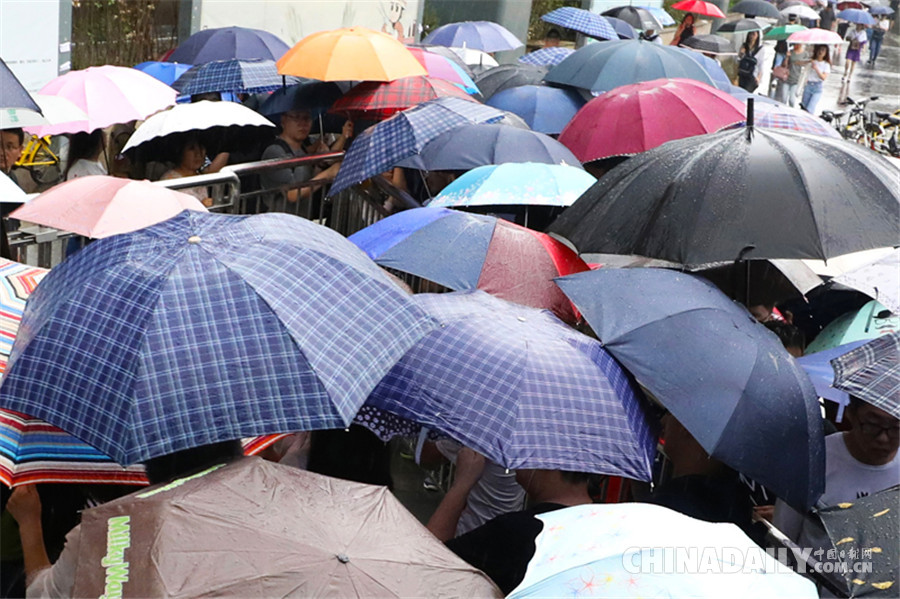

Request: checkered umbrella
left=0, top=211, right=436, bottom=466
left=365, top=290, right=656, bottom=480
left=728, top=104, right=842, bottom=138
left=329, top=76, right=476, bottom=120
left=172, top=58, right=295, bottom=96
left=541, top=6, right=618, bottom=40
left=329, top=97, right=505, bottom=195
left=831, top=333, right=900, bottom=419
left=518, top=47, right=575, bottom=67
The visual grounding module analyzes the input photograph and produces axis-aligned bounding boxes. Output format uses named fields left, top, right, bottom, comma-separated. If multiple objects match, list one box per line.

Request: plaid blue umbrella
left=831, top=332, right=900, bottom=418
left=518, top=47, right=575, bottom=67
left=329, top=97, right=505, bottom=195
left=172, top=59, right=296, bottom=96
left=365, top=291, right=657, bottom=479
left=0, top=211, right=436, bottom=466
left=541, top=7, right=619, bottom=40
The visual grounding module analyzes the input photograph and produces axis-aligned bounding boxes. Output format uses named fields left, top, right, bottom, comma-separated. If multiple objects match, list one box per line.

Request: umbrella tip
left=746, top=97, right=754, bottom=139
left=336, top=554, right=350, bottom=564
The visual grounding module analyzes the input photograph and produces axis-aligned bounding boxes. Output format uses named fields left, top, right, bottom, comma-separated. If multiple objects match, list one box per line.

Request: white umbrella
left=780, top=4, right=821, bottom=19
left=122, top=100, right=275, bottom=154
left=832, top=249, right=900, bottom=314
left=1, top=172, right=28, bottom=204
left=448, top=46, right=499, bottom=68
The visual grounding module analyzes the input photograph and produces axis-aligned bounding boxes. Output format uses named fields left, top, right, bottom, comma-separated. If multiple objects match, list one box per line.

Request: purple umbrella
left=423, top=21, right=524, bottom=53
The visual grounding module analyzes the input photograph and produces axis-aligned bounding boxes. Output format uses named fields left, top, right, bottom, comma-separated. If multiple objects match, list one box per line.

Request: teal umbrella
left=765, top=24, right=808, bottom=40
left=806, top=300, right=899, bottom=354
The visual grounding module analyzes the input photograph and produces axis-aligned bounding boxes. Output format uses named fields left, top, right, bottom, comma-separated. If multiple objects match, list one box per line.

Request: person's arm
left=812, top=61, right=828, bottom=80
left=329, top=120, right=354, bottom=152
left=6, top=486, right=51, bottom=582
left=426, top=448, right=486, bottom=541
left=203, top=151, right=230, bottom=174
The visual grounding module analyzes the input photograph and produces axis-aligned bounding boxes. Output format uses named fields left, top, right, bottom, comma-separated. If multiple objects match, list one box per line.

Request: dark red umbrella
left=330, top=75, right=476, bottom=120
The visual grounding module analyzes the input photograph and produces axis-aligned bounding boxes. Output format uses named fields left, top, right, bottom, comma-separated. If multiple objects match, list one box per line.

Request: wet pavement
left=820, top=32, right=900, bottom=115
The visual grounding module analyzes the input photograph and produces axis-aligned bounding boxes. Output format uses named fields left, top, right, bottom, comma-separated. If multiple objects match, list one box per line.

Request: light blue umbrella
left=430, top=163, right=595, bottom=208
left=805, top=300, right=899, bottom=353
left=423, top=21, right=524, bottom=52
left=485, top=85, right=585, bottom=134
left=838, top=8, right=877, bottom=23
left=639, top=5, right=677, bottom=26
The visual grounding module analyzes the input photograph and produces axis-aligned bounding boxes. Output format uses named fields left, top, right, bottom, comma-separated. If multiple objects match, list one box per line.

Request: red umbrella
left=672, top=0, right=728, bottom=17
left=330, top=75, right=476, bottom=120
left=558, top=78, right=745, bottom=163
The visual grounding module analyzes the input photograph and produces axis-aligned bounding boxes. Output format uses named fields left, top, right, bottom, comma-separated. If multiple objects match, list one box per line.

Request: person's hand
left=341, top=120, right=354, bottom=140
left=452, top=448, right=486, bottom=490
left=6, top=485, right=42, bottom=526
left=753, top=504, right=775, bottom=523
left=308, top=138, right=330, bottom=155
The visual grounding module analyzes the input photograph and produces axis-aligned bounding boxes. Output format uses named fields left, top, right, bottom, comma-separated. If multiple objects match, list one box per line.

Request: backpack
left=738, top=53, right=758, bottom=77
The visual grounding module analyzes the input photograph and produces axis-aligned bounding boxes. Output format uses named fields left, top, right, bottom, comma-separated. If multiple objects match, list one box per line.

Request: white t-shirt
left=65, top=159, right=106, bottom=180
left=807, top=60, right=830, bottom=82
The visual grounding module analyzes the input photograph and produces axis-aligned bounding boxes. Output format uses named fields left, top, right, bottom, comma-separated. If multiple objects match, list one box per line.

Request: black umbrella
left=548, top=120, right=900, bottom=266
left=554, top=268, right=826, bottom=510
left=731, top=0, right=784, bottom=18
left=717, top=18, right=769, bottom=32
left=0, top=58, right=41, bottom=114
left=681, top=34, right=737, bottom=55
left=473, top=64, right=547, bottom=100
left=601, top=6, right=663, bottom=31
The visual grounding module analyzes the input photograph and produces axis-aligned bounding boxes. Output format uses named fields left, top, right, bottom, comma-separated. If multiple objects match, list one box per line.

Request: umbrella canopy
left=329, top=76, right=475, bottom=120
left=277, top=27, right=426, bottom=82
left=832, top=249, right=900, bottom=314
left=541, top=6, right=618, bottom=40
left=734, top=103, right=843, bottom=138
left=870, top=4, right=895, bottom=13
left=672, top=0, right=728, bottom=17
left=509, top=503, right=818, bottom=598
left=555, top=268, right=826, bottom=510
left=349, top=207, right=589, bottom=322
left=422, top=20, right=523, bottom=53
left=831, top=332, right=900, bottom=418
left=172, top=58, right=292, bottom=96
left=121, top=100, right=275, bottom=155
left=797, top=340, right=868, bottom=410
left=836, top=0, right=865, bottom=8
left=396, top=123, right=583, bottom=171
left=329, top=97, right=505, bottom=195
left=838, top=7, right=878, bottom=23
left=518, top=47, right=576, bottom=67
left=24, top=94, right=89, bottom=129
left=765, top=23, right=810, bottom=40
left=133, top=61, right=193, bottom=86
left=725, top=82, right=784, bottom=105
left=558, top=78, right=745, bottom=162
left=640, top=5, right=677, bottom=26
left=473, top=64, right=548, bottom=100
left=72, top=456, right=503, bottom=597
left=429, top=163, right=596, bottom=208
left=167, top=26, right=290, bottom=64
left=1, top=172, right=28, bottom=204
left=718, top=18, right=770, bottom=32
left=549, top=126, right=900, bottom=266
left=409, top=44, right=477, bottom=75
left=732, top=0, right=785, bottom=18
left=672, top=46, right=735, bottom=89
left=605, top=16, right=639, bottom=38
left=545, top=40, right=716, bottom=95
left=406, top=47, right=480, bottom=94
left=485, top=85, right=584, bottom=134
left=601, top=6, right=663, bottom=30
left=0, top=211, right=436, bottom=465
left=818, top=485, right=899, bottom=598
left=682, top=33, right=737, bottom=54
left=26, top=65, right=177, bottom=137
left=257, top=80, right=345, bottom=120
left=10, top=176, right=208, bottom=238
left=806, top=301, right=899, bottom=354
left=788, top=27, right=844, bottom=43
left=783, top=4, right=824, bottom=19
left=447, top=46, right=500, bottom=69
left=365, top=291, right=656, bottom=479
left=0, top=58, right=41, bottom=115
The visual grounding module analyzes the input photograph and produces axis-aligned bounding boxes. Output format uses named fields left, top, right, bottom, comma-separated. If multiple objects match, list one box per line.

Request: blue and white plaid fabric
left=173, top=59, right=291, bottom=95
left=0, top=211, right=436, bottom=465
left=518, top=47, right=575, bottom=67
left=831, top=332, right=899, bottom=419
left=541, top=7, right=618, bottom=40
left=365, top=290, right=656, bottom=480
left=330, top=97, right=505, bottom=195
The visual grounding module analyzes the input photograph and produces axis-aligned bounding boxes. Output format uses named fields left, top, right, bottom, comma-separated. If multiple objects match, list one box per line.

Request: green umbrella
left=765, top=24, right=808, bottom=40
left=806, top=300, right=899, bottom=354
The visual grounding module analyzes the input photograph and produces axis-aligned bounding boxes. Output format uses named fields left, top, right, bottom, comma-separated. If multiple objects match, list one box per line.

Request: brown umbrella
left=72, top=457, right=502, bottom=598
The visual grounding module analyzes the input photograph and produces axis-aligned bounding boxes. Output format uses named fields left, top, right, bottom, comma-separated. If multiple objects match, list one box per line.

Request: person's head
left=855, top=22, right=865, bottom=30
left=792, top=42, right=806, bottom=54
left=788, top=14, right=798, bottom=23
left=65, top=130, right=105, bottom=177
left=683, top=13, right=695, bottom=26
left=544, top=28, right=561, bottom=47
left=843, top=397, right=900, bottom=466
left=813, top=44, right=830, bottom=62
left=142, top=440, right=244, bottom=485
left=280, top=108, right=313, bottom=144
left=748, top=302, right=776, bottom=323
left=515, top=468, right=592, bottom=502
left=190, top=92, right=222, bottom=103
left=0, top=128, right=24, bottom=174
left=775, top=40, right=789, bottom=54
left=174, top=134, right=206, bottom=172
left=745, top=30, right=760, bottom=49
left=764, top=321, right=806, bottom=358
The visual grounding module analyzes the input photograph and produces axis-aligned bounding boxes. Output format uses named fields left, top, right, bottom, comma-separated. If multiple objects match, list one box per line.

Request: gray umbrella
left=731, top=0, right=784, bottom=18
left=473, top=64, right=548, bottom=100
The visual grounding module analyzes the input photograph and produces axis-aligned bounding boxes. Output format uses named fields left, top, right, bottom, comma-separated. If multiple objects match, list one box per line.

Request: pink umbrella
left=25, top=66, right=177, bottom=137
left=558, top=78, right=745, bottom=163
left=406, top=47, right=478, bottom=93
left=787, top=27, right=844, bottom=44
left=11, top=176, right=207, bottom=238
left=671, top=0, right=728, bottom=18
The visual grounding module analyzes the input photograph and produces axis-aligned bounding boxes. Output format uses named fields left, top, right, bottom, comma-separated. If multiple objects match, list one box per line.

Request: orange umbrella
left=276, top=27, right=427, bottom=82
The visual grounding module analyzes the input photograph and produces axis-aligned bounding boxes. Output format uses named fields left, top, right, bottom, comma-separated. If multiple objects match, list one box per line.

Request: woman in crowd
left=802, top=44, right=831, bottom=115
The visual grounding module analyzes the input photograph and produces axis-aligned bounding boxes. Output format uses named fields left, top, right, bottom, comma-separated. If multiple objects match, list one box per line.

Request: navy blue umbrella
left=555, top=268, right=825, bottom=510
left=423, top=21, right=524, bottom=53
left=486, top=85, right=585, bottom=134
left=167, top=26, right=290, bottom=64
left=0, top=58, right=41, bottom=114
left=605, top=16, right=639, bottom=39
left=0, top=211, right=436, bottom=465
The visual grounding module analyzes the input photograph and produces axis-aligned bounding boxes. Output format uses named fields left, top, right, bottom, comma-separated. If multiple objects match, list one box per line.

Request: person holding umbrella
left=737, top=30, right=765, bottom=92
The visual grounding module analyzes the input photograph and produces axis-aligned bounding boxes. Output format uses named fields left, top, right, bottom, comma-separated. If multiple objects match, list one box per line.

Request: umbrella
left=257, top=80, right=347, bottom=121
left=0, top=211, right=436, bottom=465
left=25, top=94, right=89, bottom=129
left=167, top=26, right=290, bottom=64
left=783, top=4, right=824, bottom=19
left=329, top=97, right=505, bottom=195
left=485, top=85, right=585, bottom=134
left=797, top=340, right=869, bottom=414
left=806, top=301, right=899, bottom=354
left=365, top=291, right=656, bottom=479
left=0, top=58, right=41, bottom=116
left=718, top=18, right=770, bottom=32
left=548, top=126, right=900, bottom=266
left=672, top=46, right=735, bottom=89
left=508, top=503, right=818, bottom=598
left=71, top=456, right=502, bottom=597
left=396, top=123, right=583, bottom=172
left=10, top=176, right=209, bottom=238
left=818, top=486, right=899, bottom=598
left=837, top=0, right=866, bottom=7
left=733, top=0, right=785, bottom=18
left=788, top=27, right=844, bottom=43
left=544, top=40, right=716, bottom=95
left=601, top=6, right=663, bottom=30
left=406, top=47, right=480, bottom=94
left=733, top=103, right=844, bottom=138
left=724, top=82, right=784, bottom=105
left=831, top=332, right=900, bottom=417
left=447, top=46, right=500, bottom=69
left=541, top=6, right=618, bottom=40
left=639, top=5, right=677, bottom=26
left=832, top=249, right=900, bottom=314
left=422, top=21, right=524, bottom=53
left=870, top=5, right=895, bottom=13
left=555, top=268, right=825, bottom=510
left=605, top=16, right=639, bottom=39
left=558, top=78, right=745, bottom=162
left=672, top=0, right=728, bottom=18
left=518, top=47, right=576, bottom=67
left=329, top=76, right=475, bottom=120
left=348, top=207, right=589, bottom=322
left=277, top=27, right=426, bottom=82
left=172, top=58, right=294, bottom=96
left=838, top=8, right=878, bottom=23
left=429, top=163, right=596, bottom=208
left=133, top=61, right=193, bottom=86
left=121, top=100, right=275, bottom=155
left=473, top=64, right=548, bottom=100
left=0, top=172, right=27, bottom=204
left=765, top=23, right=810, bottom=40
left=25, top=66, right=177, bottom=137
left=682, top=34, right=737, bottom=54
left=409, top=44, right=477, bottom=76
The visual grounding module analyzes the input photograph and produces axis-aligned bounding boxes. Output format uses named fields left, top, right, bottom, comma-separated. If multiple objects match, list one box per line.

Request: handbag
left=772, top=65, right=789, bottom=81
left=849, top=37, right=860, bottom=51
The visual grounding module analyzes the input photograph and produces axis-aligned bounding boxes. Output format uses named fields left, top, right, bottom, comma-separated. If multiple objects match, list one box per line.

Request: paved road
left=820, top=32, right=900, bottom=115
